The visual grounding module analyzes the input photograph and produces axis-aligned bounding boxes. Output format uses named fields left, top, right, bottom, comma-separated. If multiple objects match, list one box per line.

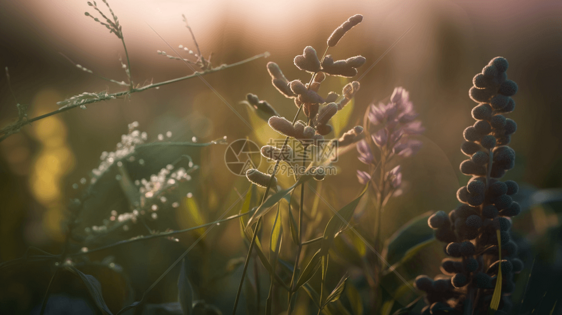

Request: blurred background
left=1, top=0, right=562, bottom=314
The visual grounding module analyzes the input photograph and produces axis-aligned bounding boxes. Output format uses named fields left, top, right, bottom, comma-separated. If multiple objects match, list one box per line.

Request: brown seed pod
left=294, top=121, right=306, bottom=138
left=314, top=72, right=326, bottom=83
left=302, top=126, right=316, bottom=139
left=304, top=103, right=319, bottom=119
left=261, top=145, right=293, bottom=161
left=268, top=116, right=296, bottom=138
left=246, top=93, right=279, bottom=119
left=267, top=62, right=295, bottom=98
left=316, top=124, right=333, bottom=136
left=290, top=80, right=324, bottom=104
left=321, top=55, right=358, bottom=77
left=317, top=102, right=338, bottom=125
left=294, top=46, right=321, bottom=73
left=346, top=56, right=366, bottom=68
left=326, top=91, right=339, bottom=103
left=246, top=169, right=277, bottom=188
left=327, top=14, right=364, bottom=47
left=337, top=125, right=364, bottom=146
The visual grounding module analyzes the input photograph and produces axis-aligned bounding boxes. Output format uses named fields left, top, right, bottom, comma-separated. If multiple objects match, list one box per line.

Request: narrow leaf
left=178, top=259, right=194, bottom=315
left=247, top=176, right=310, bottom=227
left=294, top=249, right=322, bottom=290
left=391, top=296, right=422, bottom=315
left=67, top=266, right=113, bottom=315
left=320, top=184, right=368, bottom=257
left=346, top=282, right=363, bottom=315
left=382, top=212, right=434, bottom=267
left=490, top=229, right=503, bottom=311
left=322, top=276, right=348, bottom=307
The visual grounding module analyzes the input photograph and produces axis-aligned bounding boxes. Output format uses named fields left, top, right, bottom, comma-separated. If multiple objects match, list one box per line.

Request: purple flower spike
left=387, top=165, right=402, bottom=188
left=403, top=120, right=425, bottom=135
left=372, top=128, right=388, bottom=147
left=368, top=103, right=385, bottom=125
left=357, top=139, right=374, bottom=164
left=357, top=170, right=371, bottom=185
left=394, top=139, right=422, bottom=157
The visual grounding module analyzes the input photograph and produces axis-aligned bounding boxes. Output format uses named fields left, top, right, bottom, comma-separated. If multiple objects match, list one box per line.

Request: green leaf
left=346, top=282, right=363, bottom=315
left=185, top=198, right=205, bottom=237
left=266, top=205, right=283, bottom=315
left=67, top=266, right=113, bottom=315
left=239, top=187, right=253, bottom=239
left=383, top=211, right=434, bottom=268
left=320, top=184, right=368, bottom=257
left=178, top=259, right=193, bottom=315
left=287, top=193, right=300, bottom=246
left=490, top=229, right=503, bottom=311
left=294, top=249, right=322, bottom=290
left=247, top=176, right=310, bottom=227
left=322, top=275, right=348, bottom=307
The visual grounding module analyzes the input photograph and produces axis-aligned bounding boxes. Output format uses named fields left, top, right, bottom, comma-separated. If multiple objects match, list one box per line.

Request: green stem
left=231, top=104, right=305, bottom=315
left=0, top=52, right=269, bottom=143
left=121, top=37, right=134, bottom=90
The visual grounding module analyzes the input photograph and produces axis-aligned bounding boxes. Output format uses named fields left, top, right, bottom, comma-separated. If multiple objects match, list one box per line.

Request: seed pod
left=246, top=93, right=279, bottom=120
left=433, top=279, right=450, bottom=292
left=316, top=124, right=333, bottom=136
left=289, top=80, right=325, bottom=103
left=441, top=259, right=464, bottom=274
left=463, top=126, right=483, bottom=142
left=327, top=14, right=363, bottom=47
left=268, top=116, right=296, bottom=138
left=466, top=215, right=483, bottom=229
left=345, top=55, right=366, bottom=68
left=428, top=211, right=448, bottom=229
left=461, top=141, right=481, bottom=156
left=469, top=86, right=495, bottom=103
left=473, top=272, right=493, bottom=289
left=474, top=120, right=492, bottom=135
left=321, top=55, right=359, bottom=77
left=302, top=126, right=315, bottom=139
left=490, top=95, right=510, bottom=110
left=317, top=102, right=338, bottom=125
left=498, top=80, right=518, bottom=96
left=414, top=275, right=434, bottom=292
left=472, top=103, right=493, bottom=121
left=260, top=145, right=293, bottom=161
left=494, top=194, right=513, bottom=210
left=467, top=178, right=486, bottom=195
left=511, top=258, right=524, bottom=273
left=490, top=115, right=507, bottom=129
left=460, top=241, right=476, bottom=256
left=325, top=91, right=339, bottom=103
left=488, top=181, right=508, bottom=197
left=500, top=202, right=521, bottom=217
left=490, top=57, right=509, bottom=73
left=267, top=62, right=295, bottom=98
left=480, top=135, right=497, bottom=149
left=471, top=151, right=489, bottom=166
left=446, top=242, right=462, bottom=257
left=246, top=169, right=277, bottom=188
left=505, top=180, right=518, bottom=195
left=452, top=273, right=468, bottom=288
left=293, top=46, right=321, bottom=73
left=503, top=119, right=517, bottom=135
left=337, top=126, right=364, bottom=146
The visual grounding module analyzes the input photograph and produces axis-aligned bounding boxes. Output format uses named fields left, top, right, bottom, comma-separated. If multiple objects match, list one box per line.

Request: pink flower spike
left=372, top=128, right=388, bottom=147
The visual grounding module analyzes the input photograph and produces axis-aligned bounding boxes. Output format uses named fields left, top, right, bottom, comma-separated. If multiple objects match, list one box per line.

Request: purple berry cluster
left=415, top=57, right=523, bottom=315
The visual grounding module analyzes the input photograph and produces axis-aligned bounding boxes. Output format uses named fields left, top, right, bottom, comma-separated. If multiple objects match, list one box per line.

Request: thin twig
left=0, top=52, right=268, bottom=143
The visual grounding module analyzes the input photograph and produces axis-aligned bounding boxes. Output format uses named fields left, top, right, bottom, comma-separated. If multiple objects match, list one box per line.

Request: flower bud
left=414, top=275, right=434, bottom=292
left=316, top=124, right=333, bottom=136
left=260, top=145, right=293, bottom=161
left=461, top=141, right=481, bottom=156
left=490, top=115, right=507, bottom=129
left=428, top=211, right=448, bottom=229
left=337, top=126, right=364, bottom=146
left=482, top=204, right=499, bottom=218
left=452, top=273, right=468, bottom=288
left=463, top=126, right=483, bottom=142
left=490, top=57, right=509, bottom=72
left=474, top=120, right=492, bottom=135
left=267, top=62, right=295, bottom=98
left=465, top=257, right=479, bottom=272
left=490, top=95, right=510, bottom=110
left=325, top=91, right=339, bottom=103
left=466, top=215, right=483, bottom=229
left=480, top=135, right=497, bottom=149
left=460, top=241, right=476, bottom=256
left=500, top=201, right=520, bottom=217
left=446, top=242, right=462, bottom=257
left=471, top=151, right=489, bottom=166
left=503, top=119, right=517, bottom=135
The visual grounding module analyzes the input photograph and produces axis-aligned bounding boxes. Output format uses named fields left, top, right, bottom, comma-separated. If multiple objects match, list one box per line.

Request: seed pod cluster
left=420, top=57, right=522, bottom=314
left=294, top=46, right=321, bottom=73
